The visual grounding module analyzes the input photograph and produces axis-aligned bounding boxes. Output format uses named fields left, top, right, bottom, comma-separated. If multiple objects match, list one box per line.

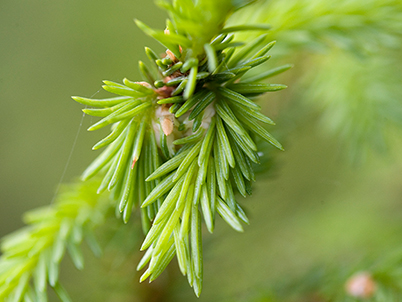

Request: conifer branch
left=235, top=0, right=402, bottom=54
left=0, top=179, right=111, bottom=302
left=301, top=49, right=402, bottom=162
left=71, top=0, right=288, bottom=296
left=2, top=0, right=402, bottom=300
left=235, top=0, right=402, bottom=160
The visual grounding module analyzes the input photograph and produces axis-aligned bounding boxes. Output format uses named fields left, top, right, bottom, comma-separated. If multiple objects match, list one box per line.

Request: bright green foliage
left=155, top=0, right=257, bottom=56
left=0, top=180, right=111, bottom=302
left=71, top=0, right=287, bottom=296
left=301, top=50, right=402, bottom=162
left=235, top=0, right=402, bottom=54
left=234, top=0, right=402, bottom=161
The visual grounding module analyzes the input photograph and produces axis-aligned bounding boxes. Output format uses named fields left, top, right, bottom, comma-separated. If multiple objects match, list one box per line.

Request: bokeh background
left=1, top=0, right=402, bottom=301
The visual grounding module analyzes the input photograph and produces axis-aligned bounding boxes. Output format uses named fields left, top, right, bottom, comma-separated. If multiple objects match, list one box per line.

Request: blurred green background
left=1, top=0, right=402, bottom=301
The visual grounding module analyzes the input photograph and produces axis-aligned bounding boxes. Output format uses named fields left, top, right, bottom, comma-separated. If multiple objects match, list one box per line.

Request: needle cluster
left=72, top=0, right=287, bottom=296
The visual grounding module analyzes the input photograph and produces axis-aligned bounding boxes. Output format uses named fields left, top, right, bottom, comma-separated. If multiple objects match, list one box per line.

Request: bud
left=345, top=272, right=376, bottom=299
left=136, top=81, right=153, bottom=89
left=166, top=50, right=176, bottom=62
left=161, top=117, right=174, bottom=136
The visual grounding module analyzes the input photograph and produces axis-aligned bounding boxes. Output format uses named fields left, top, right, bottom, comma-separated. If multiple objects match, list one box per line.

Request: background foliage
left=1, top=0, right=402, bottom=301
